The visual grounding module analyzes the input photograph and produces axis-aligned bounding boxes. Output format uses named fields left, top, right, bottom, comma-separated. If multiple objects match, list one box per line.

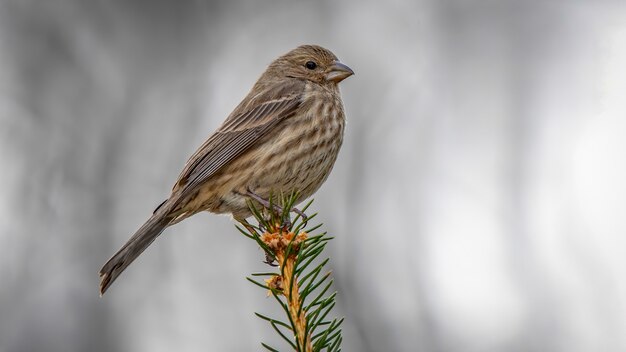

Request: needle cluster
left=237, top=193, right=343, bottom=352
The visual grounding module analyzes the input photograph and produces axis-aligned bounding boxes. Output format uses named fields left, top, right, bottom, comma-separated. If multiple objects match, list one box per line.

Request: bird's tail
left=99, top=201, right=176, bottom=295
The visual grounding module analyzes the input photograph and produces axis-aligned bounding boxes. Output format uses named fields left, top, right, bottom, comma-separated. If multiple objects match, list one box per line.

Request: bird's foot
left=291, top=206, right=308, bottom=228
left=246, top=190, right=308, bottom=230
left=263, top=252, right=278, bottom=266
left=237, top=218, right=276, bottom=265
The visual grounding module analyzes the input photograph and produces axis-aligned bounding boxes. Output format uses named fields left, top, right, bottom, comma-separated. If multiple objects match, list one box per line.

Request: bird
left=99, top=44, right=353, bottom=295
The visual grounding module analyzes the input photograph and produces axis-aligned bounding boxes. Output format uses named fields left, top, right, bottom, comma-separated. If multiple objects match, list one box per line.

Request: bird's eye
left=305, top=61, right=317, bottom=70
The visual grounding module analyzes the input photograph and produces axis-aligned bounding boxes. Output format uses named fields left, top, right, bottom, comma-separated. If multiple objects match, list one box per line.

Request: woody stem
left=276, top=251, right=312, bottom=351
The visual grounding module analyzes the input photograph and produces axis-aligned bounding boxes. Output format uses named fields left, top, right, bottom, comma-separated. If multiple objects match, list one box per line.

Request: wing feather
left=172, top=80, right=304, bottom=198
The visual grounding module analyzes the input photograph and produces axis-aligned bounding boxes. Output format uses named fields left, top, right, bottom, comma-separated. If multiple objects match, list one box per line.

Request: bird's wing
left=172, top=79, right=305, bottom=198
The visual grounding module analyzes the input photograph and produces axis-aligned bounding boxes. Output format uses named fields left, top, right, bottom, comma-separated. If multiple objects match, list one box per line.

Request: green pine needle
left=238, top=193, right=343, bottom=351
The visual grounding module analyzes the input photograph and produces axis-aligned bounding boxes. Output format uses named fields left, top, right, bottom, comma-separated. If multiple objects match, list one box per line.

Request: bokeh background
left=2, top=0, right=626, bottom=351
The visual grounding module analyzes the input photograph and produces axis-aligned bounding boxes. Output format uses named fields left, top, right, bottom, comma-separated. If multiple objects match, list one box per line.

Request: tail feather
left=99, top=203, right=175, bottom=295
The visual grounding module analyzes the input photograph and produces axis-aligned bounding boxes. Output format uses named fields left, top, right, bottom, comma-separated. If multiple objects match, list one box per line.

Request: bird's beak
left=325, top=61, right=354, bottom=83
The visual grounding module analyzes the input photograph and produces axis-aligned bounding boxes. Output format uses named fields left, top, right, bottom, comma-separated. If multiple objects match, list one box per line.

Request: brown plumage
left=99, top=45, right=353, bottom=295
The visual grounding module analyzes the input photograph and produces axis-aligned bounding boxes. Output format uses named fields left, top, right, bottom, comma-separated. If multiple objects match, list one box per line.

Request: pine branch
left=239, top=192, right=343, bottom=352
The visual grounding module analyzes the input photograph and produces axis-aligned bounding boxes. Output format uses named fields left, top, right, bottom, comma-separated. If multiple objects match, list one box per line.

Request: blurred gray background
left=1, top=0, right=626, bottom=351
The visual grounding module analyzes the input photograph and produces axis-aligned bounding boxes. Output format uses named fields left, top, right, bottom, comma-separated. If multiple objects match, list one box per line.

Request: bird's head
left=268, top=45, right=354, bottom=85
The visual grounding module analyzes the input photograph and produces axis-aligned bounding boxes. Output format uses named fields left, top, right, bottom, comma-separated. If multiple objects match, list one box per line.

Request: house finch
left=99, top=45, right=353, bottom=295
